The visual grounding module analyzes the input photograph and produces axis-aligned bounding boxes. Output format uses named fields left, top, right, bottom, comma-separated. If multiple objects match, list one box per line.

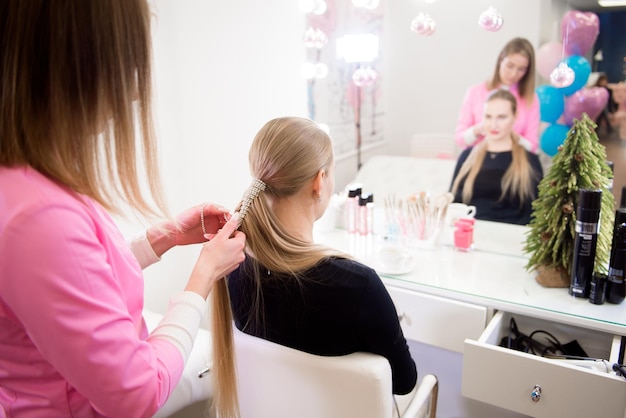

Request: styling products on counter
left=606, top=223, right=626, bottom=304
left=606, top=186, right=626, bottom=304
left=570, top=189, right=602, bottom=299
left=589, top=273, right=608, bottom=305
left=358, top=193, right=374, bottom=235
left=345, top=184, right=362, bottom=234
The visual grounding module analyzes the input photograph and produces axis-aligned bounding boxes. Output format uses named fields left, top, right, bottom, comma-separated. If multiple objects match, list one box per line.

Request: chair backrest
left=234, top=327, right=437, bottom=418
left=410, top=132, right=459, bottom=160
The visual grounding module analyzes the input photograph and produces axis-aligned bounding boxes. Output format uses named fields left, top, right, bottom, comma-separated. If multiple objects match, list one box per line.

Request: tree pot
left=535, top=265, right=570, bottom=288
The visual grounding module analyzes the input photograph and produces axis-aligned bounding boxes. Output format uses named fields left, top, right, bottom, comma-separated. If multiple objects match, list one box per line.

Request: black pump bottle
left=606, top=186, right=626, bottom=304
left=569, top=189, right=602, bottom=298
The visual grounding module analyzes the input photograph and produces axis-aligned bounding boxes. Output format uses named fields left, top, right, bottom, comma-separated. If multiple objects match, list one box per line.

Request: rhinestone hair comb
left=237, top=178, right=266, bottom=227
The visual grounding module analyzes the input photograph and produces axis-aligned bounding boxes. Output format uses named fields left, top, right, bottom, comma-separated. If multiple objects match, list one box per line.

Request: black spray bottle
left=570, top=189, right=602, bottom=298
left=606, top=186, right=626, bottom=304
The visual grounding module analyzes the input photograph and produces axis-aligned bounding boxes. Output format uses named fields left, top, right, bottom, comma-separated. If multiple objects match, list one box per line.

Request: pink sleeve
left=521, top=93, right=540, bottom=153
left=2, top=203, right=184, bottom=418
left=455, top=84, right=486, bottom=148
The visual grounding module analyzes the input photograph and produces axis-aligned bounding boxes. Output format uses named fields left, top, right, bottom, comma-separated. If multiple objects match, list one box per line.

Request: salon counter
left=315, top=220, right=626, bottom=335
left=314, top=220, right=626, bottom=418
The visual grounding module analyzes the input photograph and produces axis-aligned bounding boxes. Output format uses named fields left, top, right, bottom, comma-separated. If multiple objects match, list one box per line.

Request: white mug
left=446, top=203, right=476, bottom=226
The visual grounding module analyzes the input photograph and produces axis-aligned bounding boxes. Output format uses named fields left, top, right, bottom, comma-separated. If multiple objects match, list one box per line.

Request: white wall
left=136, top=0, right=307, bottom=314
left=135, top=0, right=574, bottom=315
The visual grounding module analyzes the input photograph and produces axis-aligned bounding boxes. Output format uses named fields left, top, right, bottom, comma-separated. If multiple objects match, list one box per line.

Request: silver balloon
left=352, top=67, right=378, bottom=87
left=478, top=6, right=503, bottom=32
left=410, top=13, right=436, bottom=36
left=549, top=62, right=575, bottom=88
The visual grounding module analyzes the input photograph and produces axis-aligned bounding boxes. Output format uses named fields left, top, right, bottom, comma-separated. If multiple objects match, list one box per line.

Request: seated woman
left=217, top=117, right=417, bottom=406
left=450, top=89, right=543, bottom=225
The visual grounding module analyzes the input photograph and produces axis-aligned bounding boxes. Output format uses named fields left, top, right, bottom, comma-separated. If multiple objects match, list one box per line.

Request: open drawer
left=462, top=311, right=626, bottom=418
left=386, top=285, right=489, bottom=353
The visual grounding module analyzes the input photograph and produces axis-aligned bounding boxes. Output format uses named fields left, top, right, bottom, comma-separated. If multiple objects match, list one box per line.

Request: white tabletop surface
left=314, top=220, right=626, bottom=336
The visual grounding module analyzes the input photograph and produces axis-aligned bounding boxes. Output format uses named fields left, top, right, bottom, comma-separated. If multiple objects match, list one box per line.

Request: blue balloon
left=541, top=124, right=570, bottom=157
left=558, top=55, right=591, bottom=97
left=536, top=84, right=565, bottom=123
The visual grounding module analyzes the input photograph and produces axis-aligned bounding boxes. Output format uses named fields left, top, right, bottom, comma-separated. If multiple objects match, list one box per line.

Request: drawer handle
left=531, top=385, right=542, bottom=403
left=397, top=313, right=412, bottom=326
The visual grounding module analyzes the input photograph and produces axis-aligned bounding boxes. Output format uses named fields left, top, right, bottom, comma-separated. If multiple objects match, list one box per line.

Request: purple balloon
left=561, top=11, right=600, bottom=57
left=563, top=87, right=609, bottom=126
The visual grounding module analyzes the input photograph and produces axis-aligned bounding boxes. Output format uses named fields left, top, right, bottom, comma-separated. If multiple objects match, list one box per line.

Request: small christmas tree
left=524, top=114, right=614, bottom=287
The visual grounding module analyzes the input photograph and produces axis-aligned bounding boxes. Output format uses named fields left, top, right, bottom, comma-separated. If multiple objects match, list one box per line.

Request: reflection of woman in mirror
left=594, top=73, right=616, bottom=135
left=450, top=90, right=543, bottom=225
left=220, top=117, right=418, bottom=411
left=455, top=37, right=540, bottom=153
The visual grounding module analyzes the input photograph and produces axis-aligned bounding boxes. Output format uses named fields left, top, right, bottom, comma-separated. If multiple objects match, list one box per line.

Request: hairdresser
left=0, top=1, right=245, bottom=416
left=455, top=37, right=540, bottom=153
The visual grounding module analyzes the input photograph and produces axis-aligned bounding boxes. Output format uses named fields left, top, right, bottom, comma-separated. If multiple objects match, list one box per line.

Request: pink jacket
left=0, top=166, right=183, bottom=417
left=455, top=82, right=540, bottom=152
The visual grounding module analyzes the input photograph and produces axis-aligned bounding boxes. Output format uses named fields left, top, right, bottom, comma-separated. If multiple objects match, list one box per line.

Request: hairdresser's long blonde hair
left=451, top=90, right=538, bottom=205
left=0, top=0, right=166, bottom=218
left=210, top=117, right=343, bottom=418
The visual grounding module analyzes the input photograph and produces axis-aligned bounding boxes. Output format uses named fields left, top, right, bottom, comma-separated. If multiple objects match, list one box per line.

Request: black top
left=450, top=148, right=543, bottom=225
left=227, top=257, right=418, bottom=395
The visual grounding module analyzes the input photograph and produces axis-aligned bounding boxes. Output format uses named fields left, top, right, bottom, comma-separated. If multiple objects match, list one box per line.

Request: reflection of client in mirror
left=450, top=90, right=543, bottom=225
left=455, top=37, right=540, bottom=153
left=220, top=117, right=418, bottom=405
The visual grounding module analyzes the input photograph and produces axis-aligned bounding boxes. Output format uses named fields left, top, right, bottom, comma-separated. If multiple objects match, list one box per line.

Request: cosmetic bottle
left=453, top=218, right=475, bottom=252
left=345, top=184, right=362, bottom=234
left=570, top=189, right=602, bottom=299
left=606, top=223, right=626, bottom=304
left=607, top=161, right=614, bottom=193
left=606, top=187, right=626, bottom=304
left=358, top=193, right=374, bottom=235
left=589, top=273, right=608, bottom=305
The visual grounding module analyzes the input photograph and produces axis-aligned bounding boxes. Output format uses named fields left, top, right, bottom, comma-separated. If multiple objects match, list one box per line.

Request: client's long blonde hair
left=451, top=90, right=538, bottom=205
left=210, top=117, right=342, bottom=417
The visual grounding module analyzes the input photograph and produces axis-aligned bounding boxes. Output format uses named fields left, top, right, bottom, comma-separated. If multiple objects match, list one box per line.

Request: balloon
left=478, top=6, right=503, bottom=32
left=558, top=55, right=591, bottom=96
left=537, top=41, right=565, bottom=81
left=563, top=87, right=609, bottom=126
left=536, top=85, right=565, bottom=123
left=561, top=11, right=600, bottom=57
left=410, top=13, right=436, bottom=36
left=541, top=124, right=570, bottom=157
left=550, top=62, right=575, bottom=89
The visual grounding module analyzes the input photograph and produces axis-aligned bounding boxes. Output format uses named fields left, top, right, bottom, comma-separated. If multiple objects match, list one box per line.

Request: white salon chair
left=234, top=326, right=438, bottom=418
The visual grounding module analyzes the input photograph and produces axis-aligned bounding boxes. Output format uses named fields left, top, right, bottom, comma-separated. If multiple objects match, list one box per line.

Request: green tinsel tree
left=524, top=114, right=614, bottom=287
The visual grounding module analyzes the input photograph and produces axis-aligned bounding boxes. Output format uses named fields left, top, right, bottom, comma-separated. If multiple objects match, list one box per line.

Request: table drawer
left=462, top=311, right=626, bottom=417
left=386, top=285, right=488, bottom=353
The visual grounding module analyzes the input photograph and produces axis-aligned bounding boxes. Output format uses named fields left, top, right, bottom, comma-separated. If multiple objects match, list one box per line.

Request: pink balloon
left=537, top=41, right=564, bottom=81
left=561, top=11, right=600, bottom=57
left=563, top=87, right=609, bottom=126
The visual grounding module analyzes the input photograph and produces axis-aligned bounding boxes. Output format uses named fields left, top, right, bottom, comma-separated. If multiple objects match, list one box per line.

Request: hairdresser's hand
left=147, top=204, right=230, bottom=257
left=473, top=122, right=486, bottom=139
left=186, top=213, right=246, bottom=299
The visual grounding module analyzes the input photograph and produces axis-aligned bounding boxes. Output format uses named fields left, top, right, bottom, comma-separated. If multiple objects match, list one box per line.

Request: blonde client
left=210, top=117, right=418, bottom=416
left=450, top=90, right=543, bottom=225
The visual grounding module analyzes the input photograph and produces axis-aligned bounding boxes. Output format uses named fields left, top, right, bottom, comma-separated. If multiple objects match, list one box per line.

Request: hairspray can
left=607, top=223, right=626, bottom=304
left=569, top=189, right=602, bottom=298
